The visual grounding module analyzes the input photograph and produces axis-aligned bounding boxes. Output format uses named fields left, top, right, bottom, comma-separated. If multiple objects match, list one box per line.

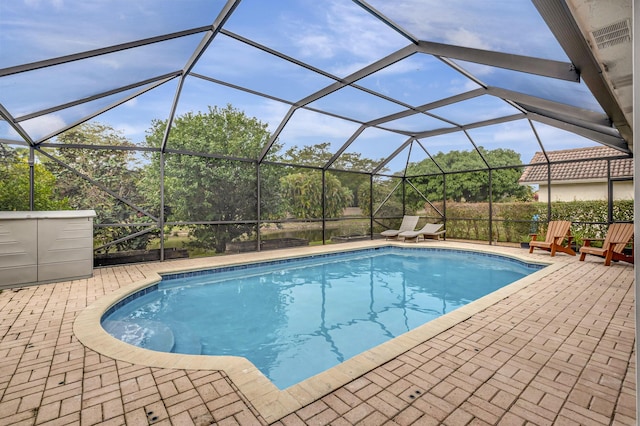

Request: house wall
left=537, top=181, right=634, bottom=202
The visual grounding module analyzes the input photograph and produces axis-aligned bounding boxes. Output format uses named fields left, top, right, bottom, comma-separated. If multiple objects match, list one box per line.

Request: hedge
left=443, top=200, right=633, bottom=243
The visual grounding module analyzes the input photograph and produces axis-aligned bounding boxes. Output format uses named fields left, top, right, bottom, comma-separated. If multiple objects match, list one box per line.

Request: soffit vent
left=591, top=18, right=631, bottom=50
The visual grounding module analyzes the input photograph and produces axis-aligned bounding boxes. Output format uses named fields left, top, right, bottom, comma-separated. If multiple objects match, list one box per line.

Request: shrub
left=439, top=200, right=633, bottom=243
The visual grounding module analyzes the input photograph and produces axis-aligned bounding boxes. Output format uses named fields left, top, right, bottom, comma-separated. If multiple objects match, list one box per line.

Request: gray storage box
left=0, top=210, right=96, bottom=288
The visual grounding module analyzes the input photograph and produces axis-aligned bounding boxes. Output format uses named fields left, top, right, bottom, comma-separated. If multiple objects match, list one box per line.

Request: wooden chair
left=579, top=223, right=634, bottom=266
left=528, top=220, right=576, bottom=257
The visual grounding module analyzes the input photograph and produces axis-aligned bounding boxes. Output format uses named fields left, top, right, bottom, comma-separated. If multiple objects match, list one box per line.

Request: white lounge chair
left=380, top=215, right=419, bottom=240
left=399, top=223, right=445, bottom=242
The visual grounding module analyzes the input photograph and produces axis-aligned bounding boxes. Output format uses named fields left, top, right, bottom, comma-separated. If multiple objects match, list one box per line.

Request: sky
left=0, top=0, right=611, bottom=173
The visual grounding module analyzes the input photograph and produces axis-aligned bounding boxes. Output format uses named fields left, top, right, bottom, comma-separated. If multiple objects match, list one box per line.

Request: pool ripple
left=102, top=319, right=175, bottom=353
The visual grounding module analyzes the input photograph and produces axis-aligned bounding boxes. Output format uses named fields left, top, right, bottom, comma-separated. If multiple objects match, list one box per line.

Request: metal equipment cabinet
left=0, top=210, right=96, bottom=288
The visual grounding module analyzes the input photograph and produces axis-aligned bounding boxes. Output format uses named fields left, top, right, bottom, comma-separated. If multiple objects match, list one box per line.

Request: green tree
left=284, top=143, right=333, bottom=166
left=357, top=178, right=404, bottom=217
left=48, top=122, right=152, bottom=252
left=285, top=142, right=381, bottom=208
left=406, top=147, right=531, bottom=206
left=143, top=105, right=283, bottom=253
left=280, top=171, right=352, bottom=218
left=0, top=146, right=70, bottom=211
left=484, top=149, right=532, bottom=201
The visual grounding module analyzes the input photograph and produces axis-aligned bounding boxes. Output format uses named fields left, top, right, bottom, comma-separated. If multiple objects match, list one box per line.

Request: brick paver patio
left=0, top=242, right=635, bottom=425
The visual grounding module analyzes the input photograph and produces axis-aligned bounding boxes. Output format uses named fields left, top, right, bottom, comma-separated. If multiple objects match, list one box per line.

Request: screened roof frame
left=0, top=0, right=632, bottom=178
left=531, top=0, right=632, bottom=144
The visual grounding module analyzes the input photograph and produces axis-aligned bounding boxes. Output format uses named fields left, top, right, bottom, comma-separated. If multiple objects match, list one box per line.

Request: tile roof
left=518, top=146, right=633, bottom=184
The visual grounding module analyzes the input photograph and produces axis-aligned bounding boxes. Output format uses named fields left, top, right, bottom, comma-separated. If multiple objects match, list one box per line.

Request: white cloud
left=368, top=56, right=428, bottom=77
left=295, top=34, right=334, bottom=60
left=95, top=57, right=123, bottom=70
left=123, top=98, right=138, bottom=108
left=20, top=114, right=66, bottom=141
left=492, top=126, right=533, bottom=143
left=23, top=0, right=62, bottom=9
left=367, top=0, right=565, bottom=59
left=455, top=61, right=495, bottom=78
left=0, top=123, right=22, bottom=140
left=251, top=100, right=291, bottom=134
left=284, top=0, right=409, bottom=75
left=533, top=122, right=600, bottom=151
left=374, top=0, right=495, bottom=47
left=115, top=123, right=148, bottom=141
left=445, top=28, right=491, bottom=50
left=453, top=77, right=482, bottom=94
left=279, top=108, right=360, bottom=142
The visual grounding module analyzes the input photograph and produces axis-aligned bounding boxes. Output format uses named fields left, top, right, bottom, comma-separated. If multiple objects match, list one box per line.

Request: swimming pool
left=101, top=246, right=544, bottom=389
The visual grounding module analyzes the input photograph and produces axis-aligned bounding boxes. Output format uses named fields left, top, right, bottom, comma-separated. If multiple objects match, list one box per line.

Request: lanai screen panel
left=454, top=60, right=605, bottom=113
left=265, top=109, right=362, bottom=167
left=191, top=33, right=336, bottom=103
left=428, top=95, right=524, bottom=126
left=377, top=113, right=454, bottom=135
left=531, top=122, right=607, bottom=155
left=416, top=132, right=486, bottom=173
left=366, top=0, right=569, bottom=61
left=0, top=0, right=225, bottom=67
left=306, top=86, right=406, bottom=123
left=1, top=0, right=629, bottom=160
left=0, top=121, right=16, bottom=142
left=466, top=120, right=543, bottom=167
left=333, top=127, right=410, bottom=174
left=223, top=0, right=410, bottom=77
left=356, top=54, right=483, bottom=108
left=0, top=0, right=631, bottom=211
left=86, top=81, right=181, bottom=147
left=172, top=76, right=287, bottom=158
left=0, top=35, right=203, bottom=119
left=18, top=87, right=147, bottom=143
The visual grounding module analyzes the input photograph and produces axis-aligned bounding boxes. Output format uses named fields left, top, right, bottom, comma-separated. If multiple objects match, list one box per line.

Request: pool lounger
left=399, top=223, right=445, bottom=242
left=380, top=215, right=420, bottom=240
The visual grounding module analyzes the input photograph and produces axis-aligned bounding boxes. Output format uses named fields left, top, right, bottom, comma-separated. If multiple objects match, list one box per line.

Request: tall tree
left=52, top=123, right=142, bottom=205
left=280, top=171, right=352, bottom=219
left=143, top=105, right=283, bottom=253
left=49, top=122, right=151, bottom=252
left=285, top=143, right=381, bottom=208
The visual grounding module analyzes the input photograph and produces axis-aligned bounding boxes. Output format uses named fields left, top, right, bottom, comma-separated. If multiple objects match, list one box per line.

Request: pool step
left=102, top=319, right=175, bottom=352
left=169, top=322, right=203, bottom=355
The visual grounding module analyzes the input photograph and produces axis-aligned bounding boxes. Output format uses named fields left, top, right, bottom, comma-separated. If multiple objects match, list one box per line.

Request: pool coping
left=73, top=241, right=562, bottom=423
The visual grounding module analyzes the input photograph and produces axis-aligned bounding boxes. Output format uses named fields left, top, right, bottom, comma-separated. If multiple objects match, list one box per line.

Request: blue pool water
left=102, top=247, right=543, bottom=389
